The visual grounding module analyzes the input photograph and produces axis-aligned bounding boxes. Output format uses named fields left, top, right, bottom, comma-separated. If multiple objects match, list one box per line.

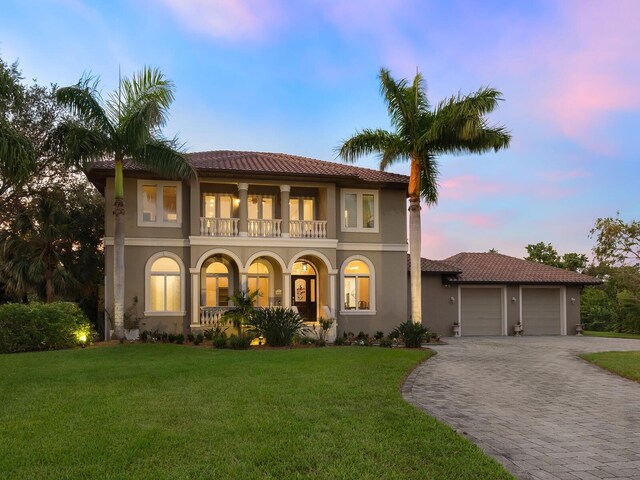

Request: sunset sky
left=2, top=0, right=638, bottom=260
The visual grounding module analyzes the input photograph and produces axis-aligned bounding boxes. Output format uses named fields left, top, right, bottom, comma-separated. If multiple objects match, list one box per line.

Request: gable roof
left=86, top=150, right=409, bottom=187
left=441, top=252, right=600, bottom=285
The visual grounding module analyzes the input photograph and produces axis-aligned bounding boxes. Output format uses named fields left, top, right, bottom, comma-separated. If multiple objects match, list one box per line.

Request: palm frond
left=0, top=119, right=36, bottom=184
left=50, top=121, right=112, bottom=167
left=117, top=67, right=174, bottom=129
left=133, top=137, right=194, bottom=179
left=55, top=75, right=114, bottom=137
left=336, top=128, right=406, bottom=165
left=417, top=153, right=439, bottom=205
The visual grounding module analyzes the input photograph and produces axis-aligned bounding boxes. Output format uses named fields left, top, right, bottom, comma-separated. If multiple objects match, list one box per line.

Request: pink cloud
left=158, top=0, right=284, bottom=42
left=439, top=175, right=513, bottom=201
left=540, top=169, right=592, bottom=182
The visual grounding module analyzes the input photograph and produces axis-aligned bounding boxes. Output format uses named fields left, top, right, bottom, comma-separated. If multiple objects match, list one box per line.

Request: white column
left=240, top=272, right=248, bottom=293
left=283, top=273, right=291, bottom=307
left=190, top=269, right=200, bottom=326
left=329, top=273, right=337, bottom=318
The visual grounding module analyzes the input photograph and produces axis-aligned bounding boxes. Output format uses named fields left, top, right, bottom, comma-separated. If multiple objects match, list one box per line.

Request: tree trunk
left=45, top=265, right=54, bottom=303
left=113, top=159, right=125, bottom=340
left=408, top=157, right=422, bottom=323
left=409, top=196, right=422, bottom=323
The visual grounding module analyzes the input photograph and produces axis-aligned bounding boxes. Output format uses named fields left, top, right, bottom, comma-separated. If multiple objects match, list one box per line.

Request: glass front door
left=291, top=275, right=316, bottom=322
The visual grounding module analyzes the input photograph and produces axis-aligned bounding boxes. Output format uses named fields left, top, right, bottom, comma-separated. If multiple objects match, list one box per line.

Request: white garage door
left=522, top=288, right=562, bottom=335
left=461, top=287, right=503, bottom=335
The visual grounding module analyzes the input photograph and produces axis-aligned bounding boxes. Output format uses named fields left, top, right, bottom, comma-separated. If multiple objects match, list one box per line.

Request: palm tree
left=0, top=61, right=36, bottom=186
left=55, top=67, right=194, bottom=339
left=338, top=68, right=510, bottom=323
left=0, top=189, right=75, bottom=303
left=222, top=290, right=260, bottom=338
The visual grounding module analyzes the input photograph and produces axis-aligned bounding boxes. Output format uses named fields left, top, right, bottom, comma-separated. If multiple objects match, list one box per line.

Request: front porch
left=189, top=251, right=338, bottom=333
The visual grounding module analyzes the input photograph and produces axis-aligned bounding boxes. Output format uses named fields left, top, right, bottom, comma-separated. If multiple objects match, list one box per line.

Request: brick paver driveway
left=403, top=337, right=640, bottom=480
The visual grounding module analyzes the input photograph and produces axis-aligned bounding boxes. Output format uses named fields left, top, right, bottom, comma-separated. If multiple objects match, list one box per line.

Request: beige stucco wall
left=104, top=244, right=191, bottom=335
left=336, top=250, right=408, bottom=336
left=416, top=275, right=458, bottom=336
left=336, top=188, right=407, bottom=245
left=104, top=177, right=190, bottom=239
left=566, top=286, right=582, bottom=335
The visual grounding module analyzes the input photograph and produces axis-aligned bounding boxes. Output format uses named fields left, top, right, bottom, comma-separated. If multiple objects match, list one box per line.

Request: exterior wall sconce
left=511, top=297, right=517, bottom=303
left=571, top=297, right=576, bottom=305
left=449, top=296, right=455, bottom=304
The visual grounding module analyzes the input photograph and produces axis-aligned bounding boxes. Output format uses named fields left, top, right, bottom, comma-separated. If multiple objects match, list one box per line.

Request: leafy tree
left=525, top=242, right=562, bottom=267
left=54, top=67, right=194, bottom=339
left=487, top=248, right=499, bottom=253
left=590, top=214, right=640, bottom=267
left=338, top=68, right=510, bottom=322
left=525, top=242, right=588, bottom=272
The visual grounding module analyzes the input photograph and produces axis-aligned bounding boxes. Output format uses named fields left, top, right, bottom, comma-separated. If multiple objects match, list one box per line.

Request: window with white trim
left=138, top=180, right=182, bottom=227
left=149, top=257, right=181, bottom=312
left=341, top=259, right=374, bottom=312
left=248, top=260, right=270, bottom=307
left=341, top=189, right=379, bottom=232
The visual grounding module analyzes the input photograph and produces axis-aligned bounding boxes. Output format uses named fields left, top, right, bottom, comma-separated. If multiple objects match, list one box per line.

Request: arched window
left=342, top=258, right=374, bottom=312
left=205, top=261, right=229, bottom=306
left=148, top=256, right=182, bottom=313
left=248, top=260, right=270, bottom=307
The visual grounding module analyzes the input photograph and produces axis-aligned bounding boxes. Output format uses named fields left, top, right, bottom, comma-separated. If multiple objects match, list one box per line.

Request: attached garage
left=460, top=287, right=504, bottom=335
left=522, top=287, right=563, bottom=335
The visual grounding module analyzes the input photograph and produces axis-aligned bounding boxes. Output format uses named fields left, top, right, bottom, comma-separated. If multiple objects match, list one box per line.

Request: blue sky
left=2, top=0, right=639, bottom=260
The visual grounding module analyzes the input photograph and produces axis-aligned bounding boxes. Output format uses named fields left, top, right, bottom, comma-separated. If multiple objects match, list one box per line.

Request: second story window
left=289, top=197, right=315, bottom=221
left=138, top=180, right=181, bottom=227
left=341, top=189, right=379, bottom=233
left=203, top=194, right=234, bottom=218
left=248, top=195, right=273, bottom=220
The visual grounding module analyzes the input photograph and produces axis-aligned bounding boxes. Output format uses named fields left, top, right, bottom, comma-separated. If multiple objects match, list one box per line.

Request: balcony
left=199, top=217, right=328, bottom=239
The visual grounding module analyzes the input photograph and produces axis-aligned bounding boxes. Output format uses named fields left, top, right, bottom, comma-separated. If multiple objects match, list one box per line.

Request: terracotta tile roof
left=408, top=255, right=462, bottom=274
left=441, top=252, right=601, bottom=285
left=88, top=150, right=409, bottom=186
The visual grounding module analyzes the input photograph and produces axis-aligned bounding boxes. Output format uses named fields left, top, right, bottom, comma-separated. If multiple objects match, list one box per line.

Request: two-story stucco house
left=87, top=150, right=410, bottom=338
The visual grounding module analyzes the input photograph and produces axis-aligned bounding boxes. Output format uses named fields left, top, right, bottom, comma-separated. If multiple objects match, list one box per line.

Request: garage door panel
left=461, top=288, right=502, bottom=335
left=522, top=288, right=561, bottom=335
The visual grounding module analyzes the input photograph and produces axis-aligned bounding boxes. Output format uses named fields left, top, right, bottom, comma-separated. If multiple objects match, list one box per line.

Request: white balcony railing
left=248, top=219, right=282, bottom=237
left=198, top=306, right=234, bottom=326
left=290, top=220, right=328, bottom=239
left=200, top=217, right=239, bottom=237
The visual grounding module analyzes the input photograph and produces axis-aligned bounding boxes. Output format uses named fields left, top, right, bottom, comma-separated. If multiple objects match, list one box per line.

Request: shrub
left=175, top=334, right=185, bottom=344
left=333, top=336, right=346, bottom=346
left=228, top=334, right=252, bottom=350
left=374, top=331, right=385, bottom=340
left=379, top=336, right=394, bottom=348
left=187, top=333, right=195, bottom=343
left=203, top=320, right=229, bottom=340
left=0, top=302, right=95, bottom=353
left=392, top=320, right=429, bottom=348
left=247, top=307, right=307, bottom=347
left=212, top=333, right=228, bottom=349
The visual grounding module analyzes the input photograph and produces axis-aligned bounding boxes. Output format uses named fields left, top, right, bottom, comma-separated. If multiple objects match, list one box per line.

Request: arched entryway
left=201, top=255, right=238, bottom=307
left=291, top=260, right=317, bottom=322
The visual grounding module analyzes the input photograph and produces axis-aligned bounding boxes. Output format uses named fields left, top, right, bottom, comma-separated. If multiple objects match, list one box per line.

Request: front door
left=292, top=275, right=316, bottom=322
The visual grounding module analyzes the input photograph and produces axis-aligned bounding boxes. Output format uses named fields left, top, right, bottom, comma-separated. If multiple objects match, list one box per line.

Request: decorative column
left=190, top=177, right=200, bottom=236
left=283, top=273, right=291, bottom=307
left=240, top=272, right=248, bottom=294
left=190, top=268, right=200, bottom=326
left=329, top=273, right=337, bottom=317
left=238, top=182, right=248, bottom=237
left=280, top=185, right=290, bottom=238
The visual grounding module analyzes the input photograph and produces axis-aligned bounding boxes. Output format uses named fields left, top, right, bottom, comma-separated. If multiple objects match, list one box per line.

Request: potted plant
left=452, top=322, right=461, bottom=337
left=514, top=322, right=523, bottom=336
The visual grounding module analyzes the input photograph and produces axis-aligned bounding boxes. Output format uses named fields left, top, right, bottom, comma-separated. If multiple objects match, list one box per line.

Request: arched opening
left=200, top=255, right=238, bottom=308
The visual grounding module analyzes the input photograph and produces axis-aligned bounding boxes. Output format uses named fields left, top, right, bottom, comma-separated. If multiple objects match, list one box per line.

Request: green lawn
left=0, top=345, right=512, bottom=480
left=580, top=350, right=640, bottom=383
left=583, top=331, right=640, bottom=339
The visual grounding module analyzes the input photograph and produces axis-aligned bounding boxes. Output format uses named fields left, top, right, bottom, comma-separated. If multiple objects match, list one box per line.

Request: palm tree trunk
left=408, top=157, right=422, bottom=324
left=113, top=158, right=125, bottom=340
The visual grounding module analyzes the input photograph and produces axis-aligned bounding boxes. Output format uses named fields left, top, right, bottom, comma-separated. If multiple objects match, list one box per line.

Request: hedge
left=0, top=302, right=95, bottom=354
